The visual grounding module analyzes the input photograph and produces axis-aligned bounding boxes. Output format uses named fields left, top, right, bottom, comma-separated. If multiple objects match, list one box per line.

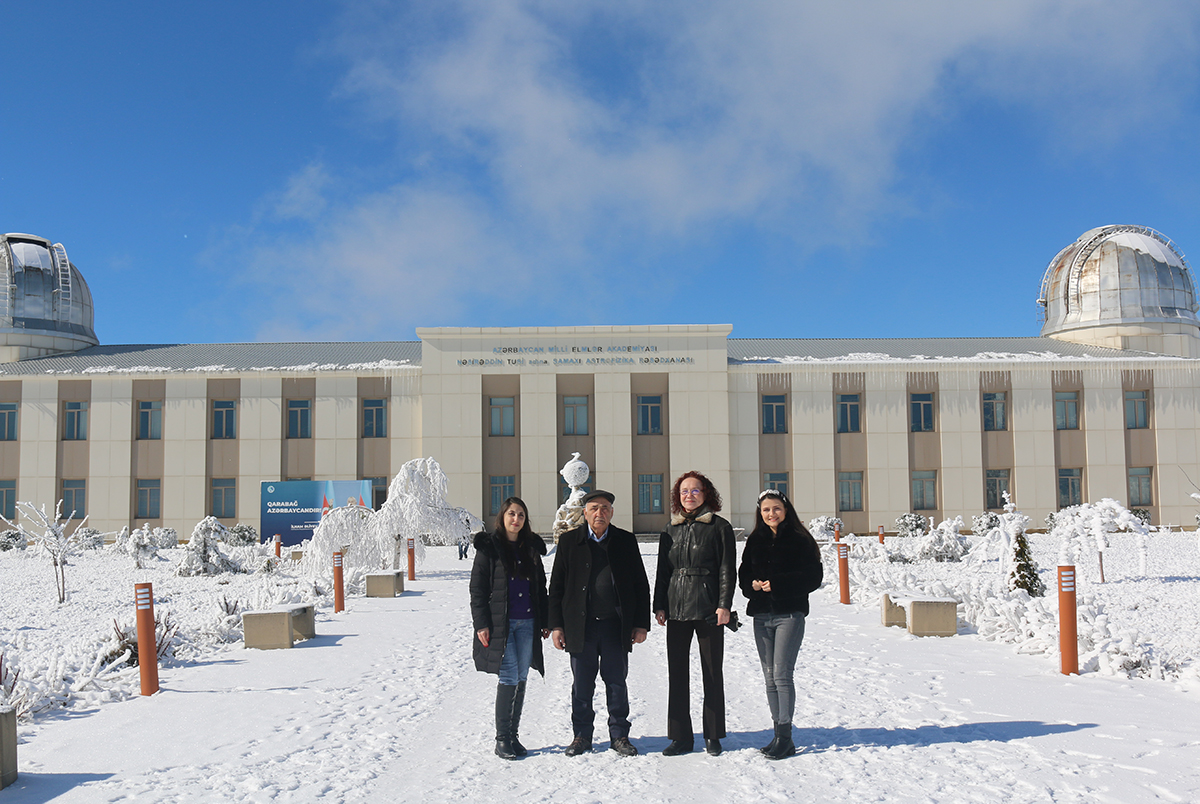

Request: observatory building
left=1, top=226, right=1198, bottom=537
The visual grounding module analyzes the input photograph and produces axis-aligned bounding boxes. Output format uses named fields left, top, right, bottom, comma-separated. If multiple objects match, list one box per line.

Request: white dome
left=1, top=232, right=98, bottom=360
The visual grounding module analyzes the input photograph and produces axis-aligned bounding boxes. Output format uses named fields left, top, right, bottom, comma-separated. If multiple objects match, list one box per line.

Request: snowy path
left=5, top=546, right=1200, bottom=803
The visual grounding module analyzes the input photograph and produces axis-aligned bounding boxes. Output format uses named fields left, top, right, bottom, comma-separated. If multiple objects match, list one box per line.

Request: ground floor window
left=912, top=470, right=937, bottom=510
left=637, top=474, right=663, bottom=514
left=137, top=479, right=161, bottom=519
left=490, top=475, right=515, bottom=516
left=837, top=471, right=863, bottom=511
left=1058, top=468, right=1082, bottom=508
left=211, top=478, right=236, bottom=518
left=62, top=479, right=87, bottom=519
left=0, top=480, right=15, bottom=521
left=1128, top=467, right=1152, bottom=507
left=985, top=469, right=1010, bottom=509
left=763, top=472, right=789, bottom=497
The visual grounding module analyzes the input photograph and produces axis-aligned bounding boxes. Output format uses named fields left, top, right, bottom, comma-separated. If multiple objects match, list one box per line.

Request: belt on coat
left=674, top=568, right=711, bottom=576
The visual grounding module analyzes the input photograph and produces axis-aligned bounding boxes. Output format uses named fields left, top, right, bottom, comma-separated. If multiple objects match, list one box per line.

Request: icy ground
left=2, top=540, right=1200, bottom=803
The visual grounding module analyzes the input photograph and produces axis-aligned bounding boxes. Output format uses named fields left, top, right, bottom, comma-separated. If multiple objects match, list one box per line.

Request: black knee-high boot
left=510, top=680, right=527, bottom=757
left=495, top=684, right=518, bottom=759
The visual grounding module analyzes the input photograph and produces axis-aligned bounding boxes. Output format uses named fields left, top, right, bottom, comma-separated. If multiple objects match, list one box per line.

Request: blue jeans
left=499, top=618, right=535, bottom=685
left=753, top=611, right=806, bottom=725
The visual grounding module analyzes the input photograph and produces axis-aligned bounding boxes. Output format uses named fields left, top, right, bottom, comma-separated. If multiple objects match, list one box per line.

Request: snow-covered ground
left=2, top=534, right=1199, bottom=803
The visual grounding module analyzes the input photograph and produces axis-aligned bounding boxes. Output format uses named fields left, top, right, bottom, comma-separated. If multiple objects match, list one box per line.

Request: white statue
left=552, top=453, right=590, bottom=544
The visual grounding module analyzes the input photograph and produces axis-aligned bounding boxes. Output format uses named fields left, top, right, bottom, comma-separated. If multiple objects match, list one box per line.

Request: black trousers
left=665, top=618, right=726, bottom=742
left=569, top=617, right=631, bottom=740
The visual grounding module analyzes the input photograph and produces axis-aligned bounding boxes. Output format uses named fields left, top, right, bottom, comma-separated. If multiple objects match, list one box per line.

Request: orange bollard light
left=878, top=525, right=885, bottom=545
left=135, top=583, right=159, bottom=696
left=1058, top=565, right=1079, bottom=675
left=837, top=542, right=850, bottom=605
left=333, top=551, right=345, bottom=613
left=407, top=538, right=416, bottom=582
left=273, top=533, right=281, bottom=558
left=833, top=523, right=841, bottom=543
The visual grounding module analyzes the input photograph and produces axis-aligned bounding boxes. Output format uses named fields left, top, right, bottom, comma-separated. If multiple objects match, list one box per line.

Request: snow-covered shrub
left=0, top=529, right=25, bottom=552
left=808, top=516, right=844, bottom=541
left=153, top=527, right=178, bottom=548
left=119, top=524, right=159, bottom=569
left=176, top=517, right=237, bottom=576
left=227, top=523, right=258, bottom=546
left=2, top=500, right=87, bottom=604
left=1130, top=508, right=1150, bottom=524
left=911, top=517, right=967, bottom=562
left=74, top=527, right=104, bottom=550
left=895, top=512, right=930, bottom=538
left=971, top=512, right=1001, bottom=535
left=105, top=613, right=180, bottom=666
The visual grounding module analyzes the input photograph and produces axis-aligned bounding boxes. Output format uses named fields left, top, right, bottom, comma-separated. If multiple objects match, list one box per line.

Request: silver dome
left=0, top=233, right=98, bottom=355
left=1038, top=225, right=1198, bottom=337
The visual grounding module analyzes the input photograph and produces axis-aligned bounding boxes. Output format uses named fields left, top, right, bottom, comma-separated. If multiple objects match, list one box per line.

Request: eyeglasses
left=680, top=489, right=705, bottom=497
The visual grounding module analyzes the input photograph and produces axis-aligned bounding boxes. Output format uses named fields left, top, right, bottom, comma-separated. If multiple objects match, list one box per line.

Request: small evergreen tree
left=895, top=512, right=930, bottom=538
left=1007, top=529, right=1045, bottom=596
left=228, top=523, right=259, bottom=546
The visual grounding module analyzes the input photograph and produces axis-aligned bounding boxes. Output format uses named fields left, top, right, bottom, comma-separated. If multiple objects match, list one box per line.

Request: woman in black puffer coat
left=469, top=497, right=549, bottom=760
left=738, top=489, right=823, bottom=760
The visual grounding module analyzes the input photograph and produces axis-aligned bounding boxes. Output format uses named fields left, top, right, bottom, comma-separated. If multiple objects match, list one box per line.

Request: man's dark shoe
left=610, top=737, right=638, bottom=757
left=705, top=739, right=722, bottom=756
left=564, top=736, right=592, bottom=757
left=511, top=737, right=528, bottom=757
left=662, top=740, right=693, bottom=756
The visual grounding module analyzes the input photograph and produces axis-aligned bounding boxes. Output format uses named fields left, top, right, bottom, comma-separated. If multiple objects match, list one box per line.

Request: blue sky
left=3, top=1, right=1199, bottom=345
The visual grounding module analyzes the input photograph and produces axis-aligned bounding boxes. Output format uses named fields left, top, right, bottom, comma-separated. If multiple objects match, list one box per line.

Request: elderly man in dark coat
left=548, top=490, right=651, bottom=757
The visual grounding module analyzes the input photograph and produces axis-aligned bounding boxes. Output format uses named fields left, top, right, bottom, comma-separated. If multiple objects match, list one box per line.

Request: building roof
left=0, top=334, right=1177, bottom=376
left=0, top=341, right=423, bottom=376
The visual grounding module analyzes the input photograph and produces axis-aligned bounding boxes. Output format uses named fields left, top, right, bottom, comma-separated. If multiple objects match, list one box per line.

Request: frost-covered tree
left=2, top=500, right=87, bottom=604
left=369, top=458, right=483, bottom=565
left=808, top=516, right=844, bottom=542
left=121, top=524, right=159, bottom=569
left=74, top=527, right=104, bottom=550
left=227, top=523, right=258, bottom=546
left=971, top=511, right=1001, bottom=536
left=153, top=527, right=178, bottom=548
left=301, top=504, right=375, bottom=576
left=1051, top=498, right=1150, bottom=581
left=895, top=512, right=930, bottom=538
left=176, top=516, right=237, bottom=576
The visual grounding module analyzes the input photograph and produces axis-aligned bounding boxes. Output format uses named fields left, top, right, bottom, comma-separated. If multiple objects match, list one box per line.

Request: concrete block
left=365, top=571, right=405, bottom=597
left=1, top=706, right=15, bottom=790
left=242, top=604, right=315, bottom=649
left=907, top=599, right=958, bottom=637
left=881, top=593, right=907, bottom=627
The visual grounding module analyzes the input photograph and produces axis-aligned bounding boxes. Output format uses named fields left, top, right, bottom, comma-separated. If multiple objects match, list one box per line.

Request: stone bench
left=290, top=549, right=304, bottom=561
left=880, top=593, right=958, bottom=637
left=365, top=571, right=405, bottom=598
left=242, top=604, right=316, bottom=650
left=1, top=705, right=15, bottom=790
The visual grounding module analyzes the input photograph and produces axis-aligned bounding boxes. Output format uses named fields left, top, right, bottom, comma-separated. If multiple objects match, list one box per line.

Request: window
left=910, top=393, right=934, bottom=432
left=211, top=478, right=236, bottom=518
left=0, top=480, right=13, bottom=521
left=489, top=397, right=515, bottom=437
left=212, top=400, right=236, bottom=439
left=986, top=469, right=1010, bottom=509
left=1054, top=392, right=1079, bottom=430
left=838, top=471, right=863, bottom=511
left=363, top=398, right=387, bottom=438
left=1057, top=468, right=1082, bottom=508
left=1128, top=467, right=1152, bottom=507
left=764, top=472, right=789, bottom=497
left=637, top=395, right=663, bottom=435
left=136, top=479, right=161, bottom=519
left=287, top=399, right=312, bottom=439
left=563, top=396, right=589, bottom=435
left=366, top=477, right=388, bottom=509
left=912, top=470, right=937, bottom=510
left=62, top=479, right=86, bottom=519
left=138, top=400, right=162, bottom=440
left=64, top=401, right=88, bottom=440
left=762, top=395, right=787, bottom=434
left=1125, top=391, right=1149, bottom=429
left=836, top=394, right=860, bottom=433
left=637, top=474, right=663, bottom=514
left=0, top=402, right=16, bottom=441
left=489, top=475, right=515, bottom=515
left=983, top=392, right=1007, bottom=431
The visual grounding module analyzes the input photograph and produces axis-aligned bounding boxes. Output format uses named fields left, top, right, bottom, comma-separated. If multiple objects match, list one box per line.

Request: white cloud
left=241, top=0, right=1200, bottom=339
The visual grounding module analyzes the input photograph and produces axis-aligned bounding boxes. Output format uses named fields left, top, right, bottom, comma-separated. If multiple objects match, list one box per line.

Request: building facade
left=2, top=226, right=1198, bottom=536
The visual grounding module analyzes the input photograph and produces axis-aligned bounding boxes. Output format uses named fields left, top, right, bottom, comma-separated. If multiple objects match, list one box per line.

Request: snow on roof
left=726, top=337, right=1164, bottom=364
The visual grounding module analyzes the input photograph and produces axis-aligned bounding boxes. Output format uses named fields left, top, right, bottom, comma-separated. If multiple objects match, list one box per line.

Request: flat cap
left=581, top=489, right=615, bottom=505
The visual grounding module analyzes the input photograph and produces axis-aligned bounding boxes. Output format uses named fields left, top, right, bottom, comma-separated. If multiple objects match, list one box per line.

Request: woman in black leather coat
left=653, top=471, right=736, bottom=756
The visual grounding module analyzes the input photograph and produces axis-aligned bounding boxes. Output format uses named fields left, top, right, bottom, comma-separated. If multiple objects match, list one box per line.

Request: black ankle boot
left=765, top=723, right=795, bottom=760
left=495, top=684, right=518, bottom=760
left=510, top=681, right=527, bottom=757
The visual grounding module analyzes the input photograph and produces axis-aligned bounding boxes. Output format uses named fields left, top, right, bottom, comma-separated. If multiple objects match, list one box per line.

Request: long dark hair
left=670, top=470, right=723, bottom=515
left=494, top=496, right=536, bottom=579
left=750, top=489, right=819, bottom=556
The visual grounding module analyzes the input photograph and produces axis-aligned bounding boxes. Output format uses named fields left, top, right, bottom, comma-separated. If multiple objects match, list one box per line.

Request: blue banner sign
left=260, top=480, right=373, bottom=547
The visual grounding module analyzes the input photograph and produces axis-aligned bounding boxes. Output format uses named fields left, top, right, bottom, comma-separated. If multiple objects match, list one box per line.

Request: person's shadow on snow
left=792, top=720, right=1096, bottom=752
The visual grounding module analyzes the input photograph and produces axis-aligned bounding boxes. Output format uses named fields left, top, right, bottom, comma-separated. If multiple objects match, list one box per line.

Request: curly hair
left=670, top=470, right=723, bottom=514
